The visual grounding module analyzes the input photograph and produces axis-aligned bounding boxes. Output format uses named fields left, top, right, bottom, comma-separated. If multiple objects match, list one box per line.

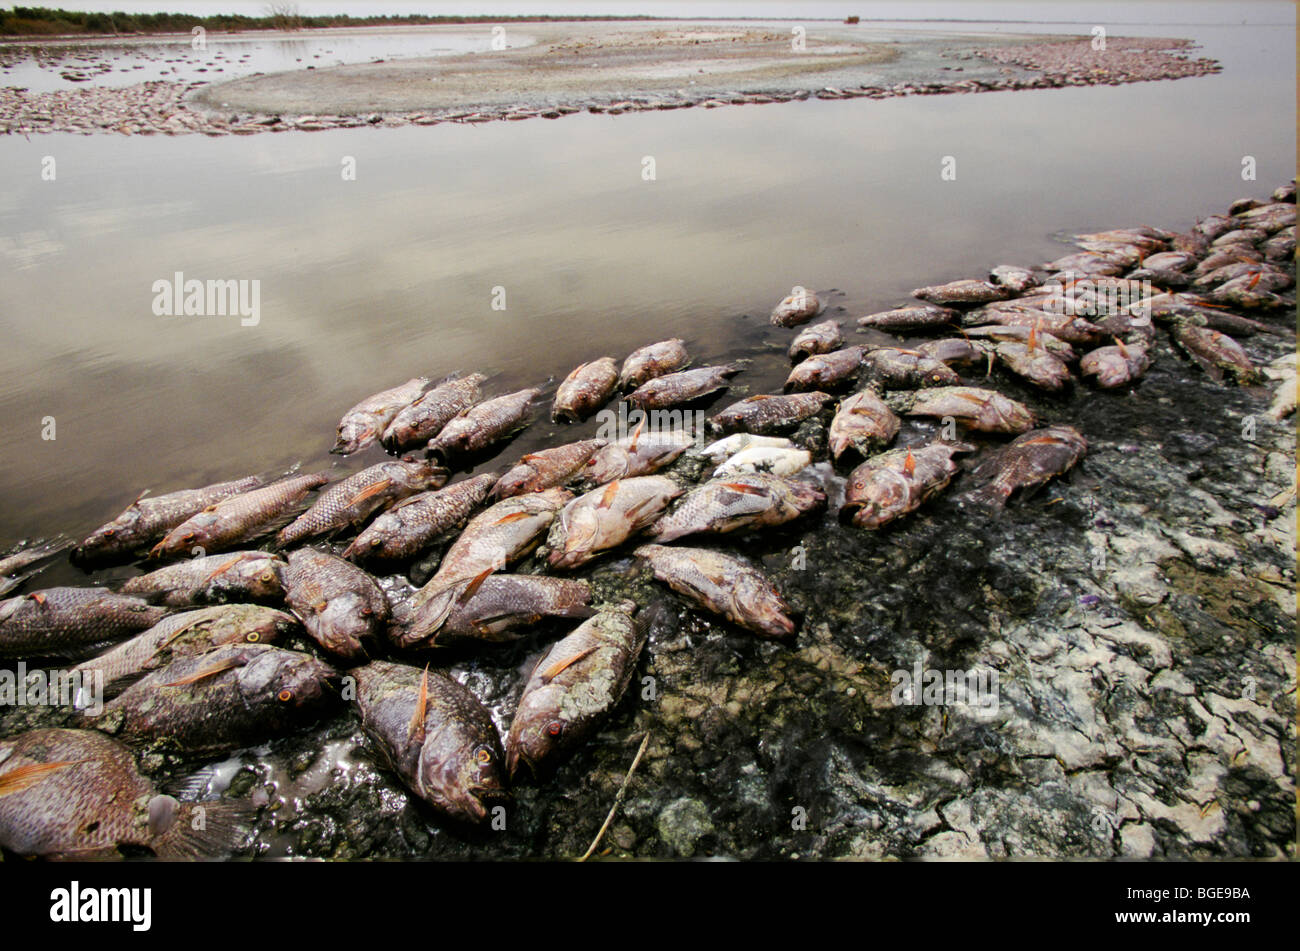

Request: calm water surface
left=0, top=3, right=1292, bottom=569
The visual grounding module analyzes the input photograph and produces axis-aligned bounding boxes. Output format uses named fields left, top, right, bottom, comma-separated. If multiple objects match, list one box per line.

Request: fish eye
left=246, top=632, right=261, bottom=643
left=361, top=607, right=373, bottom=616
left=544, top=720, right=564, bottom=738
left=182, top=533, right=195, bottom=544
left=261, top=572, right=275, bottom=583
left=475, top=748, right=493, bottom=765
left=104, top=528, right=115, bottom=537
left=277, top=689, right=293, bottom=702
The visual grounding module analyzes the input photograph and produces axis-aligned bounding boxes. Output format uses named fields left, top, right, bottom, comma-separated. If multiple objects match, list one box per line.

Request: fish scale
left=97, top=643, right=338, bottom=757
left=0, top=587, right=171, bottom=659
left=382, top=373, right=486, bottom=451
left=277, top=460, right=447, bottom=547
left=71, top=604, right=299, bottom=697
left=0, top=728, right=244, bottom=858
left=75, top=475, right=264, bottom=562
left=283, top=549, right=389, bottom=661
left=151, top=472, right=330, bottom=558
left=345, top=473, right=499, bottom=563
left=353, top=660, right=507, bottom=823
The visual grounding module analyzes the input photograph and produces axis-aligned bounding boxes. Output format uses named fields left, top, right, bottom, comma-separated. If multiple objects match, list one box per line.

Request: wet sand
left=1, top=20, right=1221, bottom=136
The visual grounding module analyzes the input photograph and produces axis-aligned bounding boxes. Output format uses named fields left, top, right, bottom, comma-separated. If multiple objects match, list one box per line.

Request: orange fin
left=903, top=450, right=916, bottom=476
left=540, top=646, right=598, bottom=683
left=494, top=511, right=533, bottom=525
left=28, top=592, right=46, bottom=605
left=347, top=479, right=393, bottom=508
left=720, top=482, right=768, bottom=496
left=163, top=658, right=242, bottom=687
left=407, top=666, right=429, bottom=744
left=201, top=554, right=245, bottom=586
left=599, top=481, right=620, bottom=509
left=628, top=417, right=645, bottom=453
left=456, top=567, right=495, bottom=605
left=0, top=760, right=87, bottom=797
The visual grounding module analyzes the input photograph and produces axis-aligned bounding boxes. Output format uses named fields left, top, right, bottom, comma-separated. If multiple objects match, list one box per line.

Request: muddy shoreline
left=1, top=178, right=1293, bottom=860
left=0, top=21, right=1221, bottom=136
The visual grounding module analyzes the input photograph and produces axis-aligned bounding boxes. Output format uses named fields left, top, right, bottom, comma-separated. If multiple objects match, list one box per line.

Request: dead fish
left=494, top=439, right=607, bottom=499
left=1227, top=198, right=1264, bottom=216
left=989, top=265, right=1040, bottom=294
left=963, top=425, right=1088, bottom=509
left=585, top=426, right=694, bottom=483
left=333, top=376, right=430, bottom=455
left=1264, top=354, right=1296, bottom=419
left=990, top=338, right=1072, bottom=391
left=1071, top=241, right=1144, bottom=267
left=960, top=325, right=1076, bottom=361
left=504, top=604, right=645, bottom=779
left=914, top=279, right=1014, bottom=306
left=784, top=347, right=866, bottom=391
left=427, top=387, right=540, bottom=459
left=857, top=304, right=959, bottom=332
left=1272, top=182, right=1296, bottom=203
left=1262, top=230, right=1295, bottom=262
left=648, top=473, right=825, bottom=542
left=1080, top=338, right=1152, bottom=388
left=1193, top=247, right=1263, bottom=275
left=1139, top=251, right=1197, bottom=271
left=1234, top=202, right=1296, bottom=233
left=714, top=446, right=811, bottom=478
left=75, top=476, right=263, bottom=563
left=840, top=441, right=973, bottom=529
left=283, top=549, right=388, bottom=662
left=553, top=357, right=619, bottom=423
left=828, top=389, right=900, bottom=461
left=97, top=643, right=338, bottom=757
left=1194, top=214, right=1236, bottom=240
left=277, top=460, right=448, bottom=547
left=624, top=365, right=739, bottom=410
left=1126, top=267, right=1191, bottom=291
left=1211, top=227, right=1268, bottom=249
left=770, top=287, right=821, bottom=326
left=894, top=386, right=1036, bottom=434
left=636, top=544, right=795, bottom=639
left=915, top=338, right=987, bottom=367
left=353, top=662, right=507, bottom=822
left=0, top=540, right=70, bottom=598
left=547, top=476, right=682, bottom=570
left=1171, top=231, right=1211, bottom=256
left=708, top=392, right=832, bottom=435
left=1208, top=273, right=1293, bottom=309
left=701, top=433, right=794, bottom=464
left=150, top=472, right=330, bottom=559
left=619, top=339, right=690, bottom=390
left=344, top=474, right=499, bottom=564
left=413, top=488, right=571, bottom=603
left=400, top=574, right=593, bottom=648
left=1045, top=251, right=1126, bottom=277
left=122, top=551, right=285, bottom=607
left=381, top=373, right=486, bottom=451
left=0, top=728, right=246, bottom=858
left=0, top=588, right=170, bottom=659
left=789, top=319, right=844, bottom=362
left=964, top=307, right=1103, bottom=346
left=1074, top=227, right=1171, bottom=251
left=860, top=347, right=960, bottom=389
left=1170, top=322, right=1262, bottom=384
left=70, top=604, right=299, bottom=698
left=1193, top=261, right=1291, bottom=290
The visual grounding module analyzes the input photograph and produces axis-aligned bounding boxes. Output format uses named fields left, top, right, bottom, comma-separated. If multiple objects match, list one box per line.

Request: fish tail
left=962, top=483, right=1012, bottom=513
left=154, top=799, right=255, bottom=860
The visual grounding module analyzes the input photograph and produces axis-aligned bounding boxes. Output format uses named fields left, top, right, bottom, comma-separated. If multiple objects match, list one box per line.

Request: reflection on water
left=0, top=10, right=1293, bottom=577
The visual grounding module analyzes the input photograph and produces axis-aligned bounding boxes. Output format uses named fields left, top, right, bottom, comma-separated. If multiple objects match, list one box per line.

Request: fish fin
left=599, top=481, right=620, bottom=509
left=0, top=759, right=86, bottom=797
left=903, top=450, right=916, bottom=476
left=407, top=666, right=430, bottom=745
left=163, top=657, right=243, bottom=687
left=494, top=511, right=533, bottom=525
left=145, top=616, right=209, bottom=663
left=720, top=482, right=768, bottom=496
left=456, top=568, right=494, bottom=605
left=28, top=591, right=46, bottom=605
left=539, top=646, right=598, bottom=683
left=628, top=417, right=645, bottom=453
left=201, top=554, right=246, bottom=586
left=153, top=799, right=254, bottom=859
left=347, top=479, right=394, bottom=508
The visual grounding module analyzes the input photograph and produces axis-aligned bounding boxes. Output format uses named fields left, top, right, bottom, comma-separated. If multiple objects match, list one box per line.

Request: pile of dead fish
left=0, top=182, right=1293, bottom=858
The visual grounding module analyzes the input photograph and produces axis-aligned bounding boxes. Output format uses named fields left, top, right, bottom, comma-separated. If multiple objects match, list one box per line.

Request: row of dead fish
left=1, top=182, right=1293, bottom=857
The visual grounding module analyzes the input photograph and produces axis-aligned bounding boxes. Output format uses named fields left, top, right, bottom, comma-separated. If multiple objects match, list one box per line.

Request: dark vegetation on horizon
left=0, top=6, right=654, bottom=38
